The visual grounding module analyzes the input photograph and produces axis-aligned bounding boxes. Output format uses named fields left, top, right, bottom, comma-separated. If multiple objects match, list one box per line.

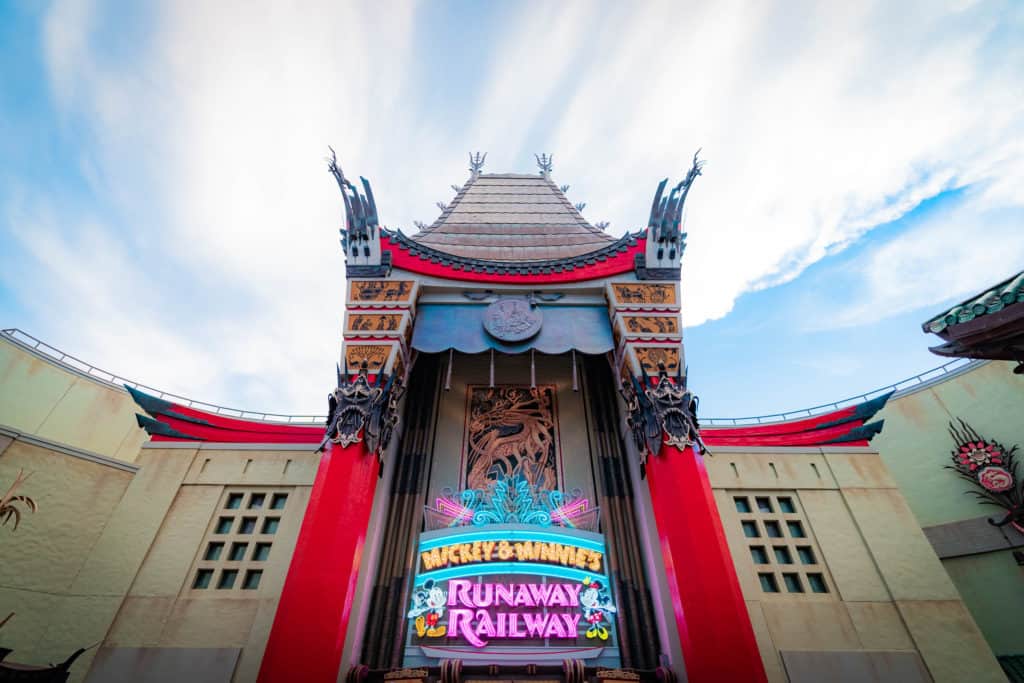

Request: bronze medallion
left=482, top=298, right=542, bottom=342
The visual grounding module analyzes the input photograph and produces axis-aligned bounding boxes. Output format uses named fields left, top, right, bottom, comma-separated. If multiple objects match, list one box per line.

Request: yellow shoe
left=414, top=616, right=427, bottom=638
left=427, top=625, right=447, bottom=637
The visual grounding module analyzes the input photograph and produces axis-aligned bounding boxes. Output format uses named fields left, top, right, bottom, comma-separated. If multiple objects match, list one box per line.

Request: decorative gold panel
left=344, top=344, right=393, bottom=373
left=463, top=386, right=560, bottom=491
left=611, top=283, right=677, bottom=305
left=622, top=315, right=679, bottom=334
left=350, top=280, right=415, bottom=302
left=347, top=313, right=404, bottom=332
left=633, top=346, right=681, bottom=374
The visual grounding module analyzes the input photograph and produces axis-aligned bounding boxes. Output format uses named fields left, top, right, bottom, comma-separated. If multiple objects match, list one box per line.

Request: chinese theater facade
left=0, top=153, right=1010, bottom=683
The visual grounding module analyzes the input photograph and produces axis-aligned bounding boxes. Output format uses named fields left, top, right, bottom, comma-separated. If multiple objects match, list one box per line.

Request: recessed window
left=248, top=493, right=266, bottom=509
left=764, top=521, right=782, bottom=538
left=807, top=573, right=828, bottom=593
left=193, top=569, right=214, bottom=589
left=226, top=493, right=244, bottom=509
left=755, top=497, right=773, bottom=513
left=271, top=493, right=288, bottom=510
left=783, top=573, right=804, bottom=593
left=734, top=497, right=751, bottom=513
left=777, top=497, right=796, bottom=513
left=786, top=521, right=806, bottom=538
left=229, top=542, right=248, bottom=562
left=797, top=546, right=816, bottom=565
left=242, top=569, right=263, bottom=590
left=750, top=546, right=769, bottom=564
left=239, top=517, right=257, bottom=534
left=773, top=546, right=793, bottom=564
left=204, top=543, right=224, bottom=561
left=262, top=517, right=280, bottom=534
left=758, top=573, right=779, bottom=593
left=215, top=517, right=234, bottom=534
left=253, top=543, right=272, bottom=561
left=742, top=521, right=760, bottom=538
left=217, top=569, right=238, bottom=589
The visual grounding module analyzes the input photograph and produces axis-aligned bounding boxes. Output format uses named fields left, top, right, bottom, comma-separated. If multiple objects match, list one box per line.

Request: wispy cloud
left=1, top=0, right=1021, bottom=413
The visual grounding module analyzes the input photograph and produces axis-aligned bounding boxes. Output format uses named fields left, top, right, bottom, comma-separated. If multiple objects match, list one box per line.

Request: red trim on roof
left=383, top=234, right=643, bottom=284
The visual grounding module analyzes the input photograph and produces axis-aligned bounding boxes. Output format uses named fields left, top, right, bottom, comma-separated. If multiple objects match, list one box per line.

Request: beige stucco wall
left=707, top=446, right=1006, bottom=683
left=0, top=336, right=147, bottom=463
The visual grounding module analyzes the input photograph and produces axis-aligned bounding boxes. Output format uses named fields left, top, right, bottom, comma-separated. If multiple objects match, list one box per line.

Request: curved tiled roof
left=410, top=173, right=615, bottom=262
left=924, top=270, right=1024, bottom=334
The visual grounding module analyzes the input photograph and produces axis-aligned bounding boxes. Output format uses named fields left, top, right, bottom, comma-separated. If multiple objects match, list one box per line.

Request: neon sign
left=407, top=524, right=618, bottom=655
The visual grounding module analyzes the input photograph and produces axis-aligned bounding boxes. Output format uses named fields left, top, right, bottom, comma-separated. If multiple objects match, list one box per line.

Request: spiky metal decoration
left=469, top=152, right=487, bottom=176
left=619, top=362, right=706, bottom=472
left=595, top=221, right=610, bottom=230
left=451, top=184, right=462, bottom=193
left=946, top=420, right=1023, bottom=533
left=320, top=362, right=405, bottom=467
left=647, top=150, right=704, bottom=262
left=560, top=185, right=570, bottom=193
left=535, top=153, right=553, bottom=176
left=575, top=202, right=586, bottom=212
left=328, top=147, right=379, bottom=260
left=1, top=470, right=38, bottom=531
left=436, top=202, right=448, bottom=212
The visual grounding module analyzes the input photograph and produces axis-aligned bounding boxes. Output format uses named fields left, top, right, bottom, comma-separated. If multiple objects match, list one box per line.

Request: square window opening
left=755, top=497, right=773, bottom=513
left=807, top=573, right=828, bottom=593
left=750, top=546, right=769, bottom=564
left=215, top=517, right=234, bottom=534
left=786, top=521, right=806, bottom=538
left=193, top=569, right=214, bottom=589
left=777, top=497, right=796, bottom=513
left=797, top=546, right=816, bottom=565
left=741, top=521, right=760, bottom=538
left=271, top=493, right=288, bottom=510
left=253, top=543, right=272, bottom=561
left=225, top=493, right=244, bottom=510
left=773, top=546, right=793, bottom=564
left=229, top=542, right=248, bottom=562
left=758, top=573, right=779, bottom=593
left=204, top=543, right=224, bottom=561
left=734, top=497, right=751, bottom=513
left=764, top=521, right=783, bottom=538
left=239, top=517, right=257, bottom=534
left=242, top=569, right=263, bottom=590
left=217, top=569, right=238, bottom=590
left=262, top=517, right=280, bottom=534
left=248, top=493, right=266, bottom=509
left=783, top=573, right=804, bottom=593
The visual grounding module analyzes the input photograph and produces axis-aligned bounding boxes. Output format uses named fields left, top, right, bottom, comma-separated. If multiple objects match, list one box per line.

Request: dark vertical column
left=257, top=439, right=380, bottom=683
left=645, top=443, right=768, bottom=682
left=582, top=356, right=660, bottom=669
left=360, top=355, right=441, bottom=668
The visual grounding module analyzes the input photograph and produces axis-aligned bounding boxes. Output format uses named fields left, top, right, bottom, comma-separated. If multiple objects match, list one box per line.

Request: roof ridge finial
left=535, top=153, right=553, bottom=179
left=469, top=151, right=486, bottom=179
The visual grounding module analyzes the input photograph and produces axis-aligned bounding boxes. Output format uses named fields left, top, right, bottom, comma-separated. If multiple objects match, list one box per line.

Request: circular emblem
left=483, top=298, right=543, bottom=342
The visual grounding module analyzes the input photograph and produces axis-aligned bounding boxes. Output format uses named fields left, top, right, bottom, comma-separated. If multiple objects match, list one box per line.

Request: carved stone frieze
left=349, top=280, right=415, bottom=303
left=610, top=283, right=678, bottom=306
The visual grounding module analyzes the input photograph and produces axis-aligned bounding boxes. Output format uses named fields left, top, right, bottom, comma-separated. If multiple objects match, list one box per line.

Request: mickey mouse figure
left=407, top=579, right=448, bottom=638
left=580, top=576, right=617, bottom=641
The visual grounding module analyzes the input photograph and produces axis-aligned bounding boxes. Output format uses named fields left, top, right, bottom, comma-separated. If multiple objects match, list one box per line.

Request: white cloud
left=4, top=0, right=1021, bottom=414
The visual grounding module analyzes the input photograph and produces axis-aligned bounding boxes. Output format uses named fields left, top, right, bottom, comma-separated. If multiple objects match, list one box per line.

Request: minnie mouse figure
left=407, top=579, right=448, bottom=638
left=579, top=576, right=617, bottom=641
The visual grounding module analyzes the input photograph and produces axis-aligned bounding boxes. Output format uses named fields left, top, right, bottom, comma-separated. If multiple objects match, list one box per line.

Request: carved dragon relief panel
left=462, top=386, right=561, bottom=492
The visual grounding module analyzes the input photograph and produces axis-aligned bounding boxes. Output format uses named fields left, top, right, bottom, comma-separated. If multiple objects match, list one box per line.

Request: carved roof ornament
left=639, top=149, right=704, bottom=280
left=319, top=361, right=405, bottom=464
left=535, top=153, right=553, bottom=178
left=946, top=419, right=1023, bottom=533
left=328, top=147, right=387, bottom=277
left=469, top=151, right=487, bottom=178
left=620, top=362, right=707, bottom=472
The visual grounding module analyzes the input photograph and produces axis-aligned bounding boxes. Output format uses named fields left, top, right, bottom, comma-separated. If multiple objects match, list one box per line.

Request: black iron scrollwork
left=319, top=362, right=405, bottom=461
left=619, top=362, right=707, bottom=469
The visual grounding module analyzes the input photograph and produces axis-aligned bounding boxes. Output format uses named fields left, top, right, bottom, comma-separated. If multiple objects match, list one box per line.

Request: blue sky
left=1, top=0, right=1023, bottom=417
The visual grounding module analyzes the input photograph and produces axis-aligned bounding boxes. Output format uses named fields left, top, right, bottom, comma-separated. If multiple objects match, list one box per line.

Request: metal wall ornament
left=482, top=297, right=543, bottom=342
left=319, top=361, right=405, bottom=462
left=619, top=362, right=707, bottom=469
left=0, top=470, right=38, bottom=531
left=946, top=420, right=1024, bottom=533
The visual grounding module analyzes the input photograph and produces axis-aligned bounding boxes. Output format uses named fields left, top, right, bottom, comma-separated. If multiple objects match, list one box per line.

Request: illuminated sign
left=407, top=524, right=617, bottom=655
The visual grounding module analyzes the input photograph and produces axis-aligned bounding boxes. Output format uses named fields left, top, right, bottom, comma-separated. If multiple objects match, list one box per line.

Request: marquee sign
left=405, top=524, right=619, bottom=663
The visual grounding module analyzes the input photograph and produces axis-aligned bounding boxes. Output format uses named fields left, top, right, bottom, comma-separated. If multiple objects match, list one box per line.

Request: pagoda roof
left=923, top=269, right=1024, bottom=334
left=410, top=172, right=616, bottom=263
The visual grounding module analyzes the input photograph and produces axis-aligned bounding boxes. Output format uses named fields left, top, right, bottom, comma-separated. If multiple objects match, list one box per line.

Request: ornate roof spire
left=535, top=153, right=553, bottom=179
left=469, top=151, right=486, bottom=179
